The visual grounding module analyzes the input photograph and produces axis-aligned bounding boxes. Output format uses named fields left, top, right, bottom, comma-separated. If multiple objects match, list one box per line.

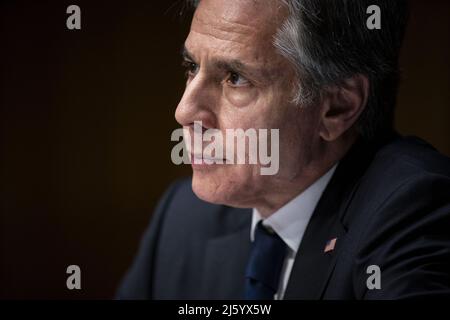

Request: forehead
left=187, top=0, right=287, bottom=60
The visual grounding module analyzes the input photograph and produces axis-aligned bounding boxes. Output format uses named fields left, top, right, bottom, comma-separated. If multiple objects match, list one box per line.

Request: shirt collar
left=250, top=164, right=338, bottom=253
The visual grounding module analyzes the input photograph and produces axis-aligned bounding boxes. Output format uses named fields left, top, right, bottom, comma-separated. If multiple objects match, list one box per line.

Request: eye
left=182, top=60, right=199, bottom=78
left=227, top=72, right=250, bottom=87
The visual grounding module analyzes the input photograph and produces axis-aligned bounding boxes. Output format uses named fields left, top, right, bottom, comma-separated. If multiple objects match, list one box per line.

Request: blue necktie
left=244, top=221, right=288, bottom=300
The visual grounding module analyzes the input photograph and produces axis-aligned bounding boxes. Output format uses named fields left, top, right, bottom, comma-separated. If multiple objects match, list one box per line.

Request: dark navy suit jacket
left=117, top=135, right=450, bottom=299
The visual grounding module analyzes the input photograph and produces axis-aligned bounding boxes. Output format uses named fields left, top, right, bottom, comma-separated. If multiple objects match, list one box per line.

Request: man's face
left=175, top=0, right=321, bottom=210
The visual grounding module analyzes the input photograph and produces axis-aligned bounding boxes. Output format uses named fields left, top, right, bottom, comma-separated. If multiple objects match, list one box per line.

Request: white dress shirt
left=250, top=164, right=338, bottom=299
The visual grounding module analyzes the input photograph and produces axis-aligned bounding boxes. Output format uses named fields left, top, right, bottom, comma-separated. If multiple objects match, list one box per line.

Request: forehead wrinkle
left=186, top=33, right=261, bottom=72
left=196, top=1, right=260, bottom=22
left=190, top=19, right=257, bottom=51
left=192, top=1, right=282, bottom=40
left=195, top=10, right=257, bottom=36
left=188, top=18, right=275, bottom=64
left=189, top=29, right=251, bottom=48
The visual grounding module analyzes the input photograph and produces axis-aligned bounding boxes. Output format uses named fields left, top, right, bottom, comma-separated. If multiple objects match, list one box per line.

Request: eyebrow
left=181, top=46, right=195, bottom=62
left=181, top=45, right=269, bottom=81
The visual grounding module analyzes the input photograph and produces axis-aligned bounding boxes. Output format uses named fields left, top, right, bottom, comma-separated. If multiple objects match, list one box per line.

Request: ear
left=319, top=74, right=369, bottom=141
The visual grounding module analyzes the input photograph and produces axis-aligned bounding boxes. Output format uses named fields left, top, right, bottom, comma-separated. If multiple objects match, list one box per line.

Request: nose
left=175, top=75, right=217, bottom=130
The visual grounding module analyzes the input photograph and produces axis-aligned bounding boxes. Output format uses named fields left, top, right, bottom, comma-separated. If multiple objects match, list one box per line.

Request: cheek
left=277, top=109, right=320, bottom=174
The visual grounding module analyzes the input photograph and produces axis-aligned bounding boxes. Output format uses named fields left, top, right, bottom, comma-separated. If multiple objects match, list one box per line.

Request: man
left=117, top=0, right=450, bottom=299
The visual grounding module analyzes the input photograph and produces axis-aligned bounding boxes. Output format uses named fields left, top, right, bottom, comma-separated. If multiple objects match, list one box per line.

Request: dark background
left=1, top=0, right=449, bottom=299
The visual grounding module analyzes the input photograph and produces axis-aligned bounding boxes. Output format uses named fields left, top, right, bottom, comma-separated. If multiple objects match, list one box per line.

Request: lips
left=191, top=153, right=225, bottom=164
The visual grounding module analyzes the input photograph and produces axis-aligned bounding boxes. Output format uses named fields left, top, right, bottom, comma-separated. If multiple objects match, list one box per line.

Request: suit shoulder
left=347, top=138, right=450, bottom=298
left=345, top=136, right=450, bottom=223
left=374, top=136, right=450, bottom=178
left=361, top=136, right=450, bottom=197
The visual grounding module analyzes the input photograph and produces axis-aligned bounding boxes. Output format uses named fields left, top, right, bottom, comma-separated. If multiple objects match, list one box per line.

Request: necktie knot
left=244, top=221, right=288, bottom=299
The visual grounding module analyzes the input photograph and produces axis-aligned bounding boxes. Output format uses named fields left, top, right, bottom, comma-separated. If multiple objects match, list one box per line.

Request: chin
left=191, top=169, right=253, bottom=208
left=191, top=172, right=228, bottom=205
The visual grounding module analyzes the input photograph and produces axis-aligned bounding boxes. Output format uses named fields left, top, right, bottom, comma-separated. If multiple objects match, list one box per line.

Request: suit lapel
left=284, top=139, right=379, bottom=299
left=201, top=208, right=252, bottom=299
left=283, top=185, right=347, bottom=299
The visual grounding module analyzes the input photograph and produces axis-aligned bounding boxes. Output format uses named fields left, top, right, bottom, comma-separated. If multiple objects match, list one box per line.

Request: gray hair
left=187, top=0, right=409, bottom=140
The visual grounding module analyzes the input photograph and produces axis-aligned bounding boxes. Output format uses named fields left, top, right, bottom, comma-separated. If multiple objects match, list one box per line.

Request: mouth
left=191, top=153, right=226, bottom=166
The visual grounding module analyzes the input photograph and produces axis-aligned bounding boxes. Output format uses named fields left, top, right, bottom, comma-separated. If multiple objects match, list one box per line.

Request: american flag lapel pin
left=324, top=237, right=338, bottom=253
